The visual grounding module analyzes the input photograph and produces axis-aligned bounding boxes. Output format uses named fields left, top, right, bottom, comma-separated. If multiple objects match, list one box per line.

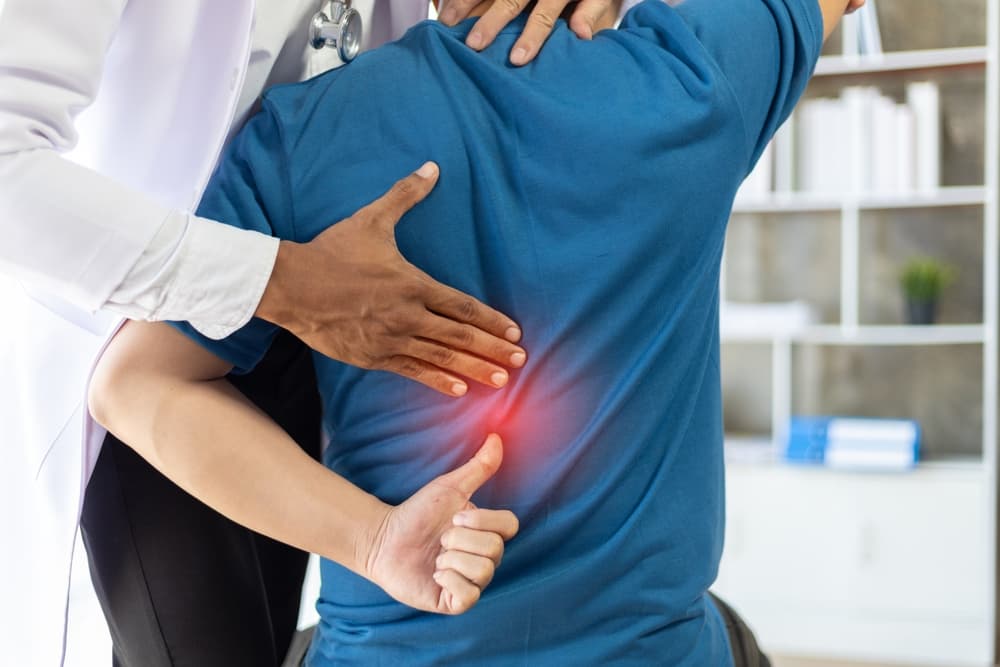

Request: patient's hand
left=364, top=434, right=519, bottom=614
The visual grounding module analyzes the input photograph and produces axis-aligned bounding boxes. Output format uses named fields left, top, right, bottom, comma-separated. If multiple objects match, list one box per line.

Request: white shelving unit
left=714, top=4, right=1000, bottom=664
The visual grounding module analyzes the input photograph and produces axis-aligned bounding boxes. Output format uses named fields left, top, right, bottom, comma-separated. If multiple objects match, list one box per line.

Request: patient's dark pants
left=80, top=331, right=322, bottom=667
left=710, top=592, right=773, bottom=667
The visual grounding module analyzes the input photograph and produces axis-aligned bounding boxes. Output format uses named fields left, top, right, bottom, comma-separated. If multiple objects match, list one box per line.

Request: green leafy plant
left=899, top=257, right=956, bottom=303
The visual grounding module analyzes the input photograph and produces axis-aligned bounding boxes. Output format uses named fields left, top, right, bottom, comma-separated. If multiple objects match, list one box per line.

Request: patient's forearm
left=102, top=374, right=389, bottom=576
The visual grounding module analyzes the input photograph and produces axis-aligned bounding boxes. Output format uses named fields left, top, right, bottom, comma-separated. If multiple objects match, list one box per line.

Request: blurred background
left=715, top=0, right=999, bottom=665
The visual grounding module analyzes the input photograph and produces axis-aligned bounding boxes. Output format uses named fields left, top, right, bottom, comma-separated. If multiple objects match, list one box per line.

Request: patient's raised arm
left=88, top=321, right=518, bottom=615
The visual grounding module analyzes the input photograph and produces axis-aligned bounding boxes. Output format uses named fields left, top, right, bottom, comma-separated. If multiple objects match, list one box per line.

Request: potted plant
left=899, top=257, right=956, bottom=325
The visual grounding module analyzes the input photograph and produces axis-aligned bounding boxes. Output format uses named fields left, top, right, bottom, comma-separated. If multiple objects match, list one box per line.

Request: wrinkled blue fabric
left=173, top=0, right=821, bottom=663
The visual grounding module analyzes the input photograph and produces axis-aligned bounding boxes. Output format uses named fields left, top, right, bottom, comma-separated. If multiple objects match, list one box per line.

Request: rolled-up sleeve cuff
left=175, top=216, right=280, bottom=340
left=105, top=212, right=280, bottom=340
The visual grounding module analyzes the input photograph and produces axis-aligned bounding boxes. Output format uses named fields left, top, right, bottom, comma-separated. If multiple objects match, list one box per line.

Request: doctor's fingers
left=458, top=0, right=561, bottom=63
left=418, top=308, right=525, bottom=367
left=419, top=275, right=523, bottom=348
left=511, top=0, right=616, bottom=65
left=381, top=356, right=470, bottom=396
left=405, top=340, right=511, bottom=389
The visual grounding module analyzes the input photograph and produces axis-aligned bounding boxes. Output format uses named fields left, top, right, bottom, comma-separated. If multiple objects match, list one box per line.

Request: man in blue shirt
left=90, top=0, right=861, bottom=664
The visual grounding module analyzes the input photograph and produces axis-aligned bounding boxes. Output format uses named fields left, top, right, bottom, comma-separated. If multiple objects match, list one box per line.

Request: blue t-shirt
left=175, top=0, right=821, bottom=664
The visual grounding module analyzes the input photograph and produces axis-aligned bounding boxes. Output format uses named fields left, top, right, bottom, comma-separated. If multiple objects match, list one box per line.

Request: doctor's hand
left=255, top=163, right=526, bottom=397
left=438, top=0, right=618, bottom=66
left=363, top=434, right=519, bottom=614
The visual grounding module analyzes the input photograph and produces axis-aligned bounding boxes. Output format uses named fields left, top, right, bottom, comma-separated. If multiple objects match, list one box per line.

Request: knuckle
left=499, top=0, right=523, bottom=18
left=431, top=346, right=457, bottom=367
left=530, top=10, right=556, bottom=29
left=440, top=528, right=457, bottom=550
left=393, top=177, right=415, bottom=197
left=455, top=299, right=477, bottom=323
left=398, top=358, right=424, bottom=379
left=453, top=326, right=475, bottom=348
left=487, top=534, right=504, bottom=560
left=460, top=588, right=480, bottom=611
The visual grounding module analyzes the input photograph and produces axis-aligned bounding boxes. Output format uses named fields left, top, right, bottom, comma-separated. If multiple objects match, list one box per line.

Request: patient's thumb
left=441, top=434, right=503, bottom=497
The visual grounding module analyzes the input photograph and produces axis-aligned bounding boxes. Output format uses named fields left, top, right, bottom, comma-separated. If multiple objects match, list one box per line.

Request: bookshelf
left=814, top=46, right=988, bottom=77
left=713, top=1, right=999, bottom=664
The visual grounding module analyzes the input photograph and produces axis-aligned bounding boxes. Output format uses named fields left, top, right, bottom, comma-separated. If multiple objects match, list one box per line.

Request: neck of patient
left=460, top=1, right=621, bottom=32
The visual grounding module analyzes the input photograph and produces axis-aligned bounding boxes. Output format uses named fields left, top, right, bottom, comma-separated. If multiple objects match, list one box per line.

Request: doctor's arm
left=88, top=320, right=519, bottom=615
left=0, top=0, right=523, bottom=396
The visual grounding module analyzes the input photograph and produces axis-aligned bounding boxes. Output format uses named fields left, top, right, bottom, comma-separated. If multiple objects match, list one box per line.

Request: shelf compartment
left=814, top=46, right=988, bottom=77
left=720, top=323, right=987, bottom=345
left=733, top=186, right=988, bottom=214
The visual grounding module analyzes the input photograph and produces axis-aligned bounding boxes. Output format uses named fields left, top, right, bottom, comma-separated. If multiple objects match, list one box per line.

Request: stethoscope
left=310, top=0, right=363, bottom=62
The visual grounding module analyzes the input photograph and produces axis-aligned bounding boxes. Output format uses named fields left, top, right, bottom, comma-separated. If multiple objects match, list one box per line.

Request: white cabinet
left=715, top=462, right=992, bottom=665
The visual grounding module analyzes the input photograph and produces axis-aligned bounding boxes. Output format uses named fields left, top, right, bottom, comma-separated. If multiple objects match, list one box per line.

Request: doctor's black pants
left=81, top=330, right=322, bottom=667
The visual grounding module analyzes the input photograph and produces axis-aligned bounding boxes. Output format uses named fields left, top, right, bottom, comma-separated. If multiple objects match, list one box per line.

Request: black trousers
left=80, top=331, right=322, bottom=667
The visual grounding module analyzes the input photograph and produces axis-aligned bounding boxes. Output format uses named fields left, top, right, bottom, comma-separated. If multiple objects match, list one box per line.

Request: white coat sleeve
left=0, top=0, right=279, bottom=339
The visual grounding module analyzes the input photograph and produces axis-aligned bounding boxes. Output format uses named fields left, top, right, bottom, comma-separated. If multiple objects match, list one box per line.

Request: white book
left=841, top=12, right=860, bottom=58
left=843, top=87, right=875, bottom=194
left=907, top=81, right=941, bottom=192
left=796, top=100, right=823, bottom=193
left=720, top=300, right=817, bottom=338
left=824, top=99, right=851, bottom=195
left=857, top=0, right=884, bottom=56
left=826, top=445, right=917, bottom=470
left=773, top=113, right=797, bottom=193
left=894, top=105, right=916, bottom=193
left=828, top=418, right=919, bottom=445
left=870, top=95, right=899, bottom=194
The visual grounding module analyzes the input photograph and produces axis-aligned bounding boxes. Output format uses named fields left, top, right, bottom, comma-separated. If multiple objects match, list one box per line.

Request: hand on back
left=256, top=163, right=527, bottom=397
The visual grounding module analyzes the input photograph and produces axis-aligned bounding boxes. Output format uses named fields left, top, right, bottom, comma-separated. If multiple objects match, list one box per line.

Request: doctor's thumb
left=367, top=162, right=441, bottom=231
left=439, top=434, right=504, bottom=498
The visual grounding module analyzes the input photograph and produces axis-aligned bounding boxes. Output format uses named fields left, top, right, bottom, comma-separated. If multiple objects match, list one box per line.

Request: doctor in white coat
left=0, top=0, right=617, bottom=664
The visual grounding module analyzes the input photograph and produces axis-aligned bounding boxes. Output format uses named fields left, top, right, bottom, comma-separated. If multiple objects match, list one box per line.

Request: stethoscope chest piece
left=311, top=0, right=363, bottom=63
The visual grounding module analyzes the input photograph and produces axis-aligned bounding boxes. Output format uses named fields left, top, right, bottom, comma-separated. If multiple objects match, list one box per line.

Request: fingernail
left=510, top=351, right=526, bottom=367
left=452, top=382, right=468, bottom=396
left=467, top=31, right=483, bottom=49
left=416, top=162, right=437, bottom=178
left=511, top=47, right=529, bottom=66
left=504, top=326, right=522, bottom=343
left=453, top=512, right=471, bottom=526
left=491, top=371, right=508, bottom=387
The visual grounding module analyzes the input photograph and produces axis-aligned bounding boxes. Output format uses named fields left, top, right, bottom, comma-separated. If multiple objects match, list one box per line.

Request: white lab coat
left=0, top=0, right=427, bottom=663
